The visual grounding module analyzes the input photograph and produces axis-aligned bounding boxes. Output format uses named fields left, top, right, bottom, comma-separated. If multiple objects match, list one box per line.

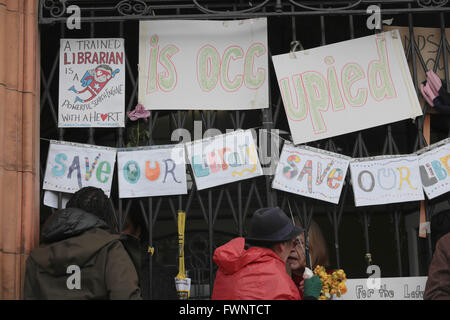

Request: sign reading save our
left=43, top=141, right=116, bottom=196
left=272, top=30, right=423, bottom=145
left=138, top=19, right=268, bottom=110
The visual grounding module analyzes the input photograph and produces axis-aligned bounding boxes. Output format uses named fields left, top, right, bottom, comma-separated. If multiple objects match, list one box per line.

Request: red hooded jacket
left=212, top=237, right=301, bottom=300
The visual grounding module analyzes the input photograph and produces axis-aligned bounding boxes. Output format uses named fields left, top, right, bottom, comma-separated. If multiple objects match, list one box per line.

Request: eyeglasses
left=292, top=237, right=305, bottom=251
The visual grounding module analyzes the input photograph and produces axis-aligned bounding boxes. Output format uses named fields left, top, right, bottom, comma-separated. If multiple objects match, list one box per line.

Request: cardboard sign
left=350, top=155, right=424, bottom=207
left=418, top=138, right=450, bottom=199
left=384, top=26, right=450, bottom=85
left=185, top=130, right=263, bottom=190
left=117, top=145, right=187, bottom=198
left=272, top=144, right=350, bottom=204
left=59, top=38, right=125, bottom=127
left=335, top=277, right=427, bottom=300
left=139, top=19, right=269, bottom=110
left=43, top=141, right=117, bottom=196
left=272, top=30, right=422, bottom=145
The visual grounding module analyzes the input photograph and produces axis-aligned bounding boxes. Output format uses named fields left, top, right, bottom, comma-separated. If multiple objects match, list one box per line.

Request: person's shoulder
left=436, top=232, right=450, bottom=251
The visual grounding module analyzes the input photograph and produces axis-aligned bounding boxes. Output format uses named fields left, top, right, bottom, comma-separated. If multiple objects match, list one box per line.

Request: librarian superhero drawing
left=69, top=64, right=120, bottom=103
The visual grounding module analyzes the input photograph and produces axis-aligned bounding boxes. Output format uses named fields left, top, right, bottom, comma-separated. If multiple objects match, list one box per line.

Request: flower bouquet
left=314, top=265, right=347, bottom=300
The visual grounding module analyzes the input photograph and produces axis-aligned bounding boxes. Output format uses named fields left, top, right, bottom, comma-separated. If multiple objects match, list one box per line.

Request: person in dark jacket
left=24, top=187, right=142, bottom=300
left=424, top=210, right=450, bottom=300
left=212, top=207, right=322, bottom=300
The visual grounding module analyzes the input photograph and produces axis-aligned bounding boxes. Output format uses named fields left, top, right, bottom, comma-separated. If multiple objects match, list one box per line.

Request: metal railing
left=38, top=0, right=450, bottom=299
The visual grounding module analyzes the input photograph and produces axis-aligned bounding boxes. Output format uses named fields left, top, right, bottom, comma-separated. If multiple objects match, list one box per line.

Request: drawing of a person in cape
left=69, top=64, right=120, bottom=103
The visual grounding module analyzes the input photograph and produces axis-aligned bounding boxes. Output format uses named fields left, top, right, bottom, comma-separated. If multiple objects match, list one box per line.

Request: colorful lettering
left=283, top=155, right=300, bottom=179
left=302, top=71, right=329, bottom=133
left=244, top=43, right=266, bottom=89
left=124, top=160, right=140, bottom=184
left=367, top=37, right=396, bottom=101
left=52, top=153, right=67, bottom=177
left=397, top=167, right=417, bottom=190
left=96, top=161, right=111, bottom=183
left=197, top=45, right=220, bottom=92
left=327, top=168, right=343, bottom=189
left=145, top=161, right=160, bottom=181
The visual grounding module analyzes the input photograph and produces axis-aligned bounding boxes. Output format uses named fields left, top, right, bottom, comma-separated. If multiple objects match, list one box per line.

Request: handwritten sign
left=335, top=277, right=427, bottom=300
left=185, top=130, right=263, bottom=190
left=43, top=190, right=71, bottom=209
left=272, top=30, right=422, bottom=145
left=384, top=26, right=450, bottom=85
left=418, top=138, right=450, bottom=199
left=350, top=155, right=424, bottom=207
left=117, top=145, right=187, bottom=198
left=59, top=38, right=125, bottom=127
left=43, top=141, right=116, bottom=196
left=272, top=144, right=350, bottom=204
left=139, top=19, right=268, bottom=110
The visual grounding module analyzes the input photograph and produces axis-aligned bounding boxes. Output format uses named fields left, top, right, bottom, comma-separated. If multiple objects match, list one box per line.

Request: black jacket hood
left=30, top=208, right=119, bottom=276
left=41, top=207, right=110, bottom=243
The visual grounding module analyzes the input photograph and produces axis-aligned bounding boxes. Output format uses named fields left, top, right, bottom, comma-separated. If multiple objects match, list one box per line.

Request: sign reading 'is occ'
left=138, top=19, right=269, bottom=110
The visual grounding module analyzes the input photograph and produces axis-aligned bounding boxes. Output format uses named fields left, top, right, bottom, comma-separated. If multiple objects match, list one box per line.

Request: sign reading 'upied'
left=139, top=19, right=268, bottom=110
left=272, top=30, right=422, bottom=145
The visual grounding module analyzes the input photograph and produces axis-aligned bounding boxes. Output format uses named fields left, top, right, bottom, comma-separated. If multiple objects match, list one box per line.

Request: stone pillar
left=0, top=0, right=40, bottom=299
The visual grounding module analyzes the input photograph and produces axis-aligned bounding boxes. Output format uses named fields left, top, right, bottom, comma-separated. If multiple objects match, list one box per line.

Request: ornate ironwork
left=116, top=0, right=153, bottom=16
left=192, top=0, right=271, bottom=14
left=38, top=0, right=449, bottom=299
left=288, top=0, right=363, bottom=11
left=417, top=0, right=448, bottom=8
left=42, top=0, right=66, bottom=17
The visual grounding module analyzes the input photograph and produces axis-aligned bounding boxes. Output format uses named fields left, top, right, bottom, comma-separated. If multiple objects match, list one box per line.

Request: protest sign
left=117, top=145, right=187, bottom=198
left=185, top=130, right=263, bottom=190
left=350, top=155, right=424, bottom=207
left=272, top=30, right=423, bottom=145
left=139, top=19, right=268, bottom=110
left=43, top=190, right=71, bottom=209
left=335, top=277, right=427, bottom=300
left=418, top=138, right=450, bottom=199
left=272, top=144, right=350, bottom=204
left=59, top=38, right=125, bottom=127
left=384, top=26, right=450, bottom=85
left=43, top=141, right=117, bottom=196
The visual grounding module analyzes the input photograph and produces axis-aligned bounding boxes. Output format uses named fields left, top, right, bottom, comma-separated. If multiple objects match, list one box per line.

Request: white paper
left=43, top=190, right=71, bottom=209
left=117, top=145, right=187, bottom=198
left=43, top=141, right=117, bottom=196
left=350, top=155, right=424, bottom=207
left=417, top=138, right=450, bottom=199
left=185, top=130, right=263, bottom=190
left=139, top=19, right=269, bottom=110
left=59, top=38, right=125, bottom=127
left=335, top=277, right=427, bottom=300
left=272, top=144, right=350, bottom=204
left=272, top=30, right=422, bottom=145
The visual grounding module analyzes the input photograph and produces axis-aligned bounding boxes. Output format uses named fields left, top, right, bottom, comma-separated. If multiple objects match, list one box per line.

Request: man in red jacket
left=212, top=207, right=321, bottom=300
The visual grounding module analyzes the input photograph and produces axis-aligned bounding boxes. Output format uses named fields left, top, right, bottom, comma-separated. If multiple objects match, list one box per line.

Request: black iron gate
left=39, top=0, right=450, bottom=299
